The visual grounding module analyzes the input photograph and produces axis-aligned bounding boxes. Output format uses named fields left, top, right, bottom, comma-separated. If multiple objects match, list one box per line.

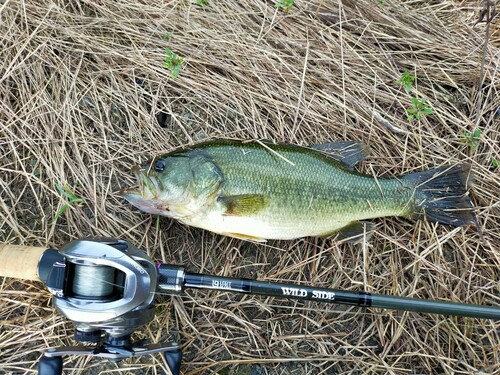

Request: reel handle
left=164, top=348, right=182, bottom=375
left=38, top=356, right=63, bottom=375
left=37, top=339, right=182, bottom=375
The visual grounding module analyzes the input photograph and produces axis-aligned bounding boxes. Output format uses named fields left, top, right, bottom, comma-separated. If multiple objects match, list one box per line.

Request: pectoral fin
left=310, top=141, right=370, bottom=168
left=219, top=194, right=270, bottom=216
left=321, top=221, right=374, bottom=243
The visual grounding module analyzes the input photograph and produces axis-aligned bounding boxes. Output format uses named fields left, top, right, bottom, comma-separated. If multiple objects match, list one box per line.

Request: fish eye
left=154, top=159, right=166, bottom=172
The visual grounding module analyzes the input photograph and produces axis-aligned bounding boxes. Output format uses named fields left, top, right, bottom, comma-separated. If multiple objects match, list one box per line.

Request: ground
left=0, top=0, right=499, bottom=374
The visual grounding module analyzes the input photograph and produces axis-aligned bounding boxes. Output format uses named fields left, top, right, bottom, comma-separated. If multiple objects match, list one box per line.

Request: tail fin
left=403, top=164, right=478, bottom=228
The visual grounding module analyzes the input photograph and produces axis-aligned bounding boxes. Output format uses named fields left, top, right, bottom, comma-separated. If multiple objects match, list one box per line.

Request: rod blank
left=159, top=269, right=500, bottom=320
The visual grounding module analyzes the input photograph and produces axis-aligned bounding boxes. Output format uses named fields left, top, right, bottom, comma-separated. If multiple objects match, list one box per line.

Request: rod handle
left=0, top=244, right=47, bottom=281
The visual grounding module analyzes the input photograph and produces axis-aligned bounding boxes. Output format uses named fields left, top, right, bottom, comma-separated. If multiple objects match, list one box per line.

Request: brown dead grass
left=0, top=0, right=499, bottom=374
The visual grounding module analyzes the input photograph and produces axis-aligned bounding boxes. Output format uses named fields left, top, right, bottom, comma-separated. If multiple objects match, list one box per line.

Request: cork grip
left=0, top=244, right=47, bottom=281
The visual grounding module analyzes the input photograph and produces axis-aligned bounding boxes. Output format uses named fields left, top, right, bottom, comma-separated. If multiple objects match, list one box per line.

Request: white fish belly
left=185, top=210, right=349, bottom=240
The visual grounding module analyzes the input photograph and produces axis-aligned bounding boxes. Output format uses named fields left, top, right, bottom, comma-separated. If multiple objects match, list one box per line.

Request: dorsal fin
left=309, top=141, right=370, bottom=168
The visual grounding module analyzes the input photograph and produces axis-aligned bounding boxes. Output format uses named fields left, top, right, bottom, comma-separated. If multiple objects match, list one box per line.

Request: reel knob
left=38, top=356, right=63, bottom=375
left=164, top=348, right=182, bottom=375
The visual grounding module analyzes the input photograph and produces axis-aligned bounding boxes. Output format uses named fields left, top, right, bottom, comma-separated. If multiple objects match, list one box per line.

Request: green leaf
left=163, top=48, right=183, bottom=77
left=492, top=159, right=499, bottom=167
left=172, top=66, right=181, bottom=78
left=52, top=203, right=71, bottom=224
left=406, top=97, right=432, bottom=122
left=55, top=183, right=75, bottom=200
left=460, top=129, right=481, bottom=149
left=397, top=71, right=415, bottom=93
left=52, top=184, right=85, bottom=224
left=275, top=0, right=295, bottom=12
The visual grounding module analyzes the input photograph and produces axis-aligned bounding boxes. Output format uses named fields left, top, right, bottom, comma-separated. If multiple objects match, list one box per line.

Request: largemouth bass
left=119, top=139, right=477, bottom=241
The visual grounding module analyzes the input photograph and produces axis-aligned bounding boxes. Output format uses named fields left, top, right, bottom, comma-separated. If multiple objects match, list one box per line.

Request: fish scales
left=195, top=141, right=409, bottom=229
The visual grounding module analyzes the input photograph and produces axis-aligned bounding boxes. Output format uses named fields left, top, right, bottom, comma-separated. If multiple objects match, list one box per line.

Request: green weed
left=195, top=0, right=208, bottom=5
left=397, top=71, right=433, bottom=122
left=492, top=158, right=499, bottom=168
left=460, top=129, right=481, bottom=149
left=52, top=183, right=85, bottom=224
left=407, top=97, right=433, bottom=121
left=397, top=71, right=415, bottom=93
left=275, top=0, right=295, bottom=12
left=163, top=48, right=184, bottom=78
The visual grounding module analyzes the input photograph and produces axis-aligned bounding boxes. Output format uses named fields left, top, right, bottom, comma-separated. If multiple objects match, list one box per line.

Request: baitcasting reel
left=37, top=238, right=182, bottom=375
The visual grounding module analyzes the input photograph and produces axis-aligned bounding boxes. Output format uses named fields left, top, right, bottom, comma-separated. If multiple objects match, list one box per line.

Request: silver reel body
left=41, top=238, right=157, bottom=337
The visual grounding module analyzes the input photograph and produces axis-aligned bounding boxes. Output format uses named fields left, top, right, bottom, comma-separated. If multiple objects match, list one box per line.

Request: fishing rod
left=0, top=238, right=499, bottom=375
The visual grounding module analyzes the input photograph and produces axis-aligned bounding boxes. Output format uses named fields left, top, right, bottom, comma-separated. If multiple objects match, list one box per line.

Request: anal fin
left=322, top=221, right=374, bottom=243
left=224, top=232, right=267, bottom=242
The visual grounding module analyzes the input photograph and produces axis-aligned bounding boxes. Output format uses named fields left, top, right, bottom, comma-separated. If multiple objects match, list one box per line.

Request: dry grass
left=0, top=0, right=499, bottom=374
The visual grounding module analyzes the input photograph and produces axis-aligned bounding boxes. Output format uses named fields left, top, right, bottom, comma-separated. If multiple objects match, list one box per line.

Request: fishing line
left=71, top=264, right=117, bottom=299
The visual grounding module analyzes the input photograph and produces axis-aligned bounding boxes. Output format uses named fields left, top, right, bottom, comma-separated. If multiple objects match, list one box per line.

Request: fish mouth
left=118, top=164, right=160, bottom=202
left=119, top=164, right=174, bottom=216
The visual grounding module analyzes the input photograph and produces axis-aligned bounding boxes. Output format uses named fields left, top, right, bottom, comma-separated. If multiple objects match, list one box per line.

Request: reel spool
left=37, top=238, right=182, bottom=375
left=71, top=264, right=118, bottom=299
